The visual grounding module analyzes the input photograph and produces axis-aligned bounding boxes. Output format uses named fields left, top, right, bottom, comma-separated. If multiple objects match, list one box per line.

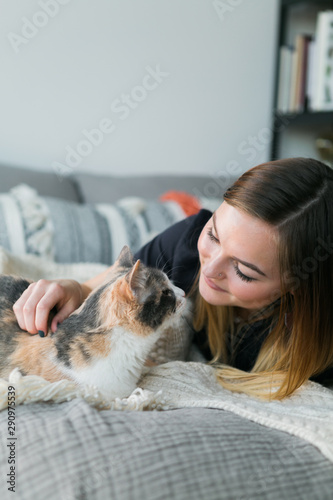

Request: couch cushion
left=75, top=172, right=236, bottom=204
left=0, top=163, right=81, bottom=202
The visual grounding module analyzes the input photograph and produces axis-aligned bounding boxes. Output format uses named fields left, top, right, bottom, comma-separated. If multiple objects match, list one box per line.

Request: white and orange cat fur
left=0, top=246, right=190, bottom=399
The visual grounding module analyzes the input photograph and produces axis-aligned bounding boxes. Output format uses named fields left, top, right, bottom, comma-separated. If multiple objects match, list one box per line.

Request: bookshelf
left=271, top=0, right=333, bottom=163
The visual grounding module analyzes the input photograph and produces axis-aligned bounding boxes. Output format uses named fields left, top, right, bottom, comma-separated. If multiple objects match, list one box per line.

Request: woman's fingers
left=13, top=282, right=39, bottom=333
left=34, top=283, right=67, bottom=335
left=50, top=300, right=78, bottom=333
left=13, top=280, right=66, bottom=335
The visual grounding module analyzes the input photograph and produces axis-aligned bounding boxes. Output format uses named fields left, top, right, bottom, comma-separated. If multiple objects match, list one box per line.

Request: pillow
left=0, top=184, right=220, bottom=265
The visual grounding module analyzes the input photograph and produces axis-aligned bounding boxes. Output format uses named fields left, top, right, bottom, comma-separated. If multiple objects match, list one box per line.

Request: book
left=298, top=35, right=312, bottom=111
left=305, top=39, right=316, bottom=110
left=289, top=34, right=312, bottom=113
left=289, top=47, right=299, bottom=112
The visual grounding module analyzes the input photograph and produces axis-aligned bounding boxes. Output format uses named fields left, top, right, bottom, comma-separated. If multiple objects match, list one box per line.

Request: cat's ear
left=125, top=260, right=148, bottom=301
left=115, top=245, right=134, bottom=268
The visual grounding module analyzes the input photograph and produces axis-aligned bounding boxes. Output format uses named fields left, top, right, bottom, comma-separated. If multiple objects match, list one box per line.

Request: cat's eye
left=162, top=289, right=172, bottom=296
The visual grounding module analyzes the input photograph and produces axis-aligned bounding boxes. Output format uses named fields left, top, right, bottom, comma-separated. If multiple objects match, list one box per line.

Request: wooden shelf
left=274, top=111, right=333, bottom=125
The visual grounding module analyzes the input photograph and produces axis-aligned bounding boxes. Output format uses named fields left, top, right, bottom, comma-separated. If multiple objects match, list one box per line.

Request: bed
left=0, top=163, right=332, bottom=500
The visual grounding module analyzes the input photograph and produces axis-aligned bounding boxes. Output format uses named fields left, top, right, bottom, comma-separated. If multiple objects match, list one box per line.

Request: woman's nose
left=203, top=254, right=226, bottom=279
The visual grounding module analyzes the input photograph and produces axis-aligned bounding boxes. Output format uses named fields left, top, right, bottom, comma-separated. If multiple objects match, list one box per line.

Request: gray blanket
left=0, top=400, right=332, bottom=500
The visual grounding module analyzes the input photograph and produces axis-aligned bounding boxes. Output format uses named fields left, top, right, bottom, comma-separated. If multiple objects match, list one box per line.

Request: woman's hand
left=13, top=279, right=89, bottom=336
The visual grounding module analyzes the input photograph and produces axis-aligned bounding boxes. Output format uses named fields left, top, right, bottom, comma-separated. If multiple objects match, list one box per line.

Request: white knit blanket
left=0, top=246, right=332, bottom=465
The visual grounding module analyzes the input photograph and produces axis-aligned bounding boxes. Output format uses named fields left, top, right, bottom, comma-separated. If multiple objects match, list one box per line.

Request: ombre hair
left=193, top=157, right=333, bottom=400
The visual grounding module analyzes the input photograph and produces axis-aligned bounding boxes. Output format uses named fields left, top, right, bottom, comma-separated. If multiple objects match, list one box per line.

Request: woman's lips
left=203, top=274, right=228, bottom=293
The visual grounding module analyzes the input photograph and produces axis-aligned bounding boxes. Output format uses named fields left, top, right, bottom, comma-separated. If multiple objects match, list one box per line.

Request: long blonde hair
left=193, top=158, right=333, bottom=400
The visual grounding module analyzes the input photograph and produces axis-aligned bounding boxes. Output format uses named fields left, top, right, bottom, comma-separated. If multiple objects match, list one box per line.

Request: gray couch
left=0, top=162, right=231, bottom=203
left=0, top=163, right=332, bottom=500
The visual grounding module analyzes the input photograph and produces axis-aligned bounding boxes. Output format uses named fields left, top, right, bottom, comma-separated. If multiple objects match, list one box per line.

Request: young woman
left=12, top=157, right=333, bottom=400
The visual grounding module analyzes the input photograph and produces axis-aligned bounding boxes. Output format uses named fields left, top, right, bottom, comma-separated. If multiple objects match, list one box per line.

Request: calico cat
left=0, top=246, right=188, bottom=399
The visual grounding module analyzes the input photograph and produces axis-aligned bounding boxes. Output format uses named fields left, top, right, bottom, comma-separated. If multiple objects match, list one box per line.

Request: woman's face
left=197, top=202, right=281, bottom=315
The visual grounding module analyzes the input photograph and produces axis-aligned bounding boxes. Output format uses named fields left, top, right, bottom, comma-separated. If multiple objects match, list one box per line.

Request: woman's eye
left=207, top=227, right=219, bottom=243
left=233, top=264, right=256, bottom=283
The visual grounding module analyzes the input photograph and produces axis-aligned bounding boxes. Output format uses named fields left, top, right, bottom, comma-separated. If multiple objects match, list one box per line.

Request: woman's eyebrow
left=212, top=212, right=267, bottom=278
left=232, top=257, right=267, bottom=277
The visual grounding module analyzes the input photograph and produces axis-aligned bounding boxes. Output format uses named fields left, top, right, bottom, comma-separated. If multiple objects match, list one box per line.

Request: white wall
left=0, top=0, right=279, bottom=177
